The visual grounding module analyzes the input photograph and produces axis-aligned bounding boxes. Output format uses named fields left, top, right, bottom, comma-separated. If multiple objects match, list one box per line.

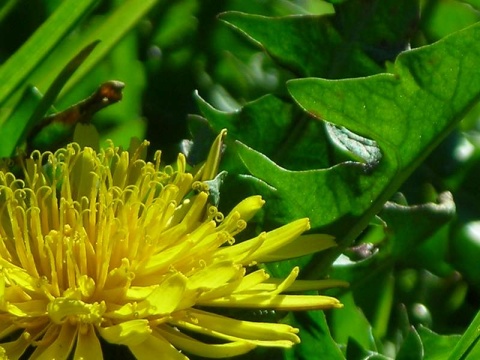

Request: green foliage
left=0, top=0, right=97, bottom=105
left=1, top=1, right=480, bottom=359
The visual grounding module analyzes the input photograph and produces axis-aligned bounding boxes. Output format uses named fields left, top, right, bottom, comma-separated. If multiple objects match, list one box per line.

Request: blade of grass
left=0, top=0, right=98, bottom=106
left=0, top=0, right=155, bottom=132
left=0, top=0, right=158, bottom=124
left=447, top=310, right=480, bottom=360
left=0, top=41, right=99, bottom=157
left=29, top=0, right=159, bottom=98
left=0, top=0, right=18, bottom=23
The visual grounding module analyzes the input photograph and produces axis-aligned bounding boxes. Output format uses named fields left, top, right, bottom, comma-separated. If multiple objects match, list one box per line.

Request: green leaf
left=450, top=221, right=480, bottom=289
left=332, top=0, right=419, bottom=63
left=0, top=0, right=17, bottom=23
left=380, top=191, right=455, bottom=259
left=8, top=0, right=158, bottom=110
left=235, top=22, right=480, bottom=275
left=418, top=326, right=460, bottom=360
left=0, top=0, right=98, bottom=106
left=409, top=225, right=454, bottom=277
left=330, top=292, right=377, bottom=351
left=55, top=0, right=159, bottom=96
left=219, top=11, right=381, bottom=78
left=0, top=41, right=99, bottom=157
left=236, top=140, right=366, bottom=228
left=219, top=1, right=418, bottom=78
left=195, top=92, right=331, bottom=171
left=284, top=311, right=345, bottom=360
left=396, top=326, right=423, bottom=360
left=421, top=0, right=480, bottom=41
left=0, top=1, right=157, bottom=152
left=288, top=21, right=480, bottom=174
left=447, top=310, right=480, bottom=360
left=462, top=0, right=480, bottom=11
left=346, top=338, right=392, bottom=360
left=325, top=123, right=382, bottom=165
left=329, top=253, right=395, bottom=340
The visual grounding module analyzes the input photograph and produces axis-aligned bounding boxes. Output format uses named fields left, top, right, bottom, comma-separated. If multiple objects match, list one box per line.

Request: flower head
left=0, top=130, right=344, bottom=359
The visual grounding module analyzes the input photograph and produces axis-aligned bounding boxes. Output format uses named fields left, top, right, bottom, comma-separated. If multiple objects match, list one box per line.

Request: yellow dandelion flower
left=0, top=130, right=345, bottom=359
